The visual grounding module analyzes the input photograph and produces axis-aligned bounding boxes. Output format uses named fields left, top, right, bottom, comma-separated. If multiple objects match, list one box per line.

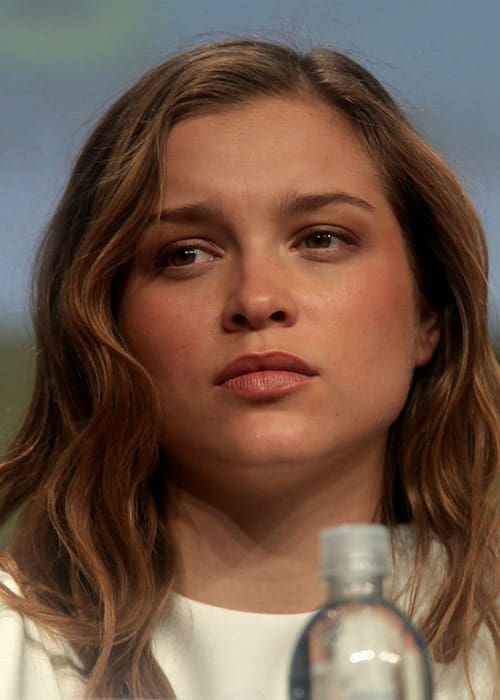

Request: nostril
left=233, top=313, right=247, bottom=326
left=227, top=308, right=291, bottom=330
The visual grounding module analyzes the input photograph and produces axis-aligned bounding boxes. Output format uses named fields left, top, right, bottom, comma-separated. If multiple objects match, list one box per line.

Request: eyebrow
left=276, top=191, right=375, bottom=217
left=148, top=191, right=375, bottom=227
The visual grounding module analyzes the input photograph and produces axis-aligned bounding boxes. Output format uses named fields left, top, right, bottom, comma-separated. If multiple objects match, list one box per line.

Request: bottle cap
left=320, top=524, right=391, bottom=579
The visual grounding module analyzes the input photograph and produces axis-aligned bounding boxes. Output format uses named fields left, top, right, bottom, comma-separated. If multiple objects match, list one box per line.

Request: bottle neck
left=324, top=574, right=385, bottom=601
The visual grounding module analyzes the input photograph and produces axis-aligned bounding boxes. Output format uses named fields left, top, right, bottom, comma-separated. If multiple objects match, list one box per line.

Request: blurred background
left=1, top=0, right=499, bottom=467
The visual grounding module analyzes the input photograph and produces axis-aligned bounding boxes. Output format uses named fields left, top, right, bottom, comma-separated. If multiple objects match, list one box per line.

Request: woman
left=0, top=39, right=497, bottom=699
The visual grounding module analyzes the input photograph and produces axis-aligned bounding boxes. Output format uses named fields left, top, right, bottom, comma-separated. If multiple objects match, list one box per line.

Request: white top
left=0, top=529, right=496, bottom=699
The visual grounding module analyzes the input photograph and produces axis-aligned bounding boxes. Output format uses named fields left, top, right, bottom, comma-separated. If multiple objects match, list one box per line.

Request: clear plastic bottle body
left=289, top=568, right=434, bottom=700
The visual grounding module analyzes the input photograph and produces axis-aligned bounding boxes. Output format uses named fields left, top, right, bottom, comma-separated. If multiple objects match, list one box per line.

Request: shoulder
left=389, top=525, right=498, bottom=700
left=0, top=569, right=22, bottom=594
left=433, top=625, right=498, bottom=700
left=0, top=571, right=86, bottom=700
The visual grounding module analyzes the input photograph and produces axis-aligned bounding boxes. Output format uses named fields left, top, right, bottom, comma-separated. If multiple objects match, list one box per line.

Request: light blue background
left=1, top=1, right=498, bottom=334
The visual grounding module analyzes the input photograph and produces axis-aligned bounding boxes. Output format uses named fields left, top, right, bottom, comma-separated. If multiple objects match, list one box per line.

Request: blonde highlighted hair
left=0, top=39, right=498, bottom=698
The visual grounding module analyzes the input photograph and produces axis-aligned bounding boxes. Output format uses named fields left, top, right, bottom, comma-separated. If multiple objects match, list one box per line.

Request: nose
left=221, top=258, right=299, bottom=332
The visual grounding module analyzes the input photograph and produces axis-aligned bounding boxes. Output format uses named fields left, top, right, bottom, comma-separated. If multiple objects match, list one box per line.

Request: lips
left=214, top=351, right=318, bottom=386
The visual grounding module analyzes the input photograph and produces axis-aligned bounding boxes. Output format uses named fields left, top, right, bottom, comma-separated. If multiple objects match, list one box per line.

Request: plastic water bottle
left=289, top=524, right=433, bottom=700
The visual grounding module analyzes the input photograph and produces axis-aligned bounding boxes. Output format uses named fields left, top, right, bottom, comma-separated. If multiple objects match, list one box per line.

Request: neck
left=168, top=452, right=383, bottom=614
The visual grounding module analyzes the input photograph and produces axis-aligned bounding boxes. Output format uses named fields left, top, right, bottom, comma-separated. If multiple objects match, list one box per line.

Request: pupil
left=173, top=248, right=196, bottom=265
left=308, top=233, right=331, bottom=248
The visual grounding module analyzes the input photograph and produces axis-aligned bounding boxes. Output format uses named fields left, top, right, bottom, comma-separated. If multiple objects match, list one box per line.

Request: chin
left=216, top=431, right=330, bottom=471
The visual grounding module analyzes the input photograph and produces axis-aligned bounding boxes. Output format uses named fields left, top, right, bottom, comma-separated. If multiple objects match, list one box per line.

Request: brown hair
left=0, top=39, right=498, bottom=698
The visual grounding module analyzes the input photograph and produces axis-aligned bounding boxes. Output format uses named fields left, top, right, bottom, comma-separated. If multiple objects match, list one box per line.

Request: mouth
left=214, top=351, right=318, bottom=401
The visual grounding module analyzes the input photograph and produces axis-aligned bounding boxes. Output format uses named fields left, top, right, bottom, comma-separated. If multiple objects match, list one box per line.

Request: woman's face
left=119, top=96, right=438, bottom=487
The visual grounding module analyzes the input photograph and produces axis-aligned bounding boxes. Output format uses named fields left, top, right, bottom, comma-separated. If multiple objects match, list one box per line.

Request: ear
left=414, top=312, right=441, bottom=368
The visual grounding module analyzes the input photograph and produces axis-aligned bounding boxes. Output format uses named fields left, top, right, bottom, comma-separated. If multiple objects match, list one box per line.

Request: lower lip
left=217, top=370, right=315, bottom=401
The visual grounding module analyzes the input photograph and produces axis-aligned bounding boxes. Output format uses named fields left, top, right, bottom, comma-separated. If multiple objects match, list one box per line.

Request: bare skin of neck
left=168, top=448, right=383, bottom=614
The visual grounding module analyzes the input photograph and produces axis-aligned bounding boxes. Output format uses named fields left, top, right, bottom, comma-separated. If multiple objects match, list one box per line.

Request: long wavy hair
left=0, top=39, right=498, bottom=699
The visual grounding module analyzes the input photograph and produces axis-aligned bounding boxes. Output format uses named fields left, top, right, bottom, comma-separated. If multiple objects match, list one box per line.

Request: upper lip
left=214, top=351, right=318, bottom=385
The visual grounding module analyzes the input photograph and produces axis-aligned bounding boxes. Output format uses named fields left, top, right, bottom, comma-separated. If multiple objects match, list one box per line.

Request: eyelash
left=153, top=240, right=219, bottom=270
left=152, top=228, right=356, bottom=273
left=296, top=228, right=354, bottom=251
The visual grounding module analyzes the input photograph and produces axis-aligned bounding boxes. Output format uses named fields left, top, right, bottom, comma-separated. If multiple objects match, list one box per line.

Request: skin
left=119, top=96, right=439, bottom=612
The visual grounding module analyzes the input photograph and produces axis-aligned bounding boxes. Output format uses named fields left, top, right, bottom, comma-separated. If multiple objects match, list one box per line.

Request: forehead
left=162, top=96, right=385, bottom=209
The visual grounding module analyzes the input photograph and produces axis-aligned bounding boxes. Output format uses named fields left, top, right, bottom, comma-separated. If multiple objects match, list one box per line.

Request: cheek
left=318, top=276, right=419, bottom=435
left=363, top=283, right=417, bottom=343
left=317, top=260, right=418, bottom=344
left=321, top=265, right=420, bottom=388
left=119, top=285, right=211, bottom=381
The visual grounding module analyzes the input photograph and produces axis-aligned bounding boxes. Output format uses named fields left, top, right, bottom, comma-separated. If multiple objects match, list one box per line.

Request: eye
left=154, top=242, right=217, bottom=270
left=296, top=227, right=356, bottom=255
left=302, top=231, right=342, bottom=249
